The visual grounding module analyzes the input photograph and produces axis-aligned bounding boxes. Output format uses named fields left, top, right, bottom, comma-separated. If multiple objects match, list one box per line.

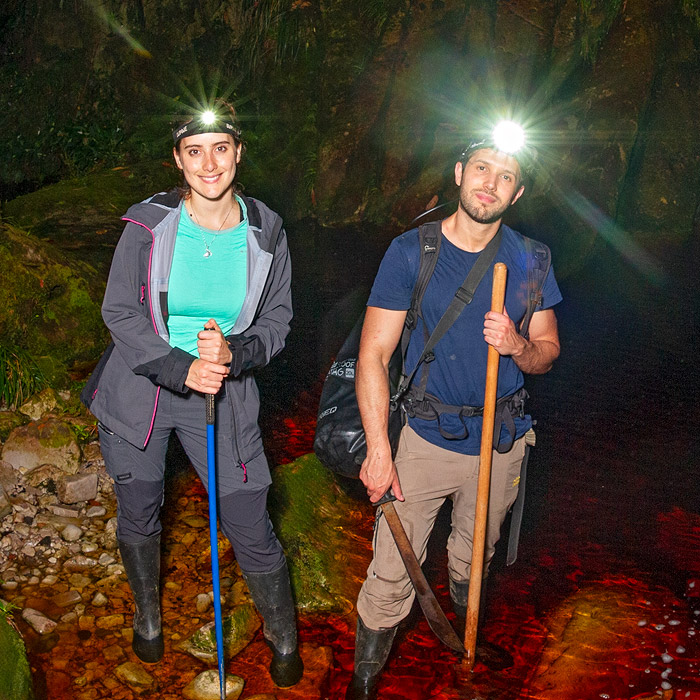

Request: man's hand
left=185, top=358, right=229, bottom=394
left=484, top=307, right=560, bottom=374
left=359, top=441, right=404, bottom=503
left=483, top=307, right=526, bottom=357
left=197, top=319, right=233, bottom=365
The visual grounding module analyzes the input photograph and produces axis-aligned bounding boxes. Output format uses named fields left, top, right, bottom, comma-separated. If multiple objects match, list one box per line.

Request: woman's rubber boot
left=119, top=534, right=164, bottom=664
left=345, top=617, right=397, bottom=700
left=243, top=561, right=304, bottom=688
left=449, top=577, right=513, bottom=670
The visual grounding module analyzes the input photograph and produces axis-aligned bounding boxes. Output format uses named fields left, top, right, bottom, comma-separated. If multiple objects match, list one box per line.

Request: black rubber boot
left=119, top=534, right=164, bottom=664
left=449, top=577, right=513, bottom=670
left=345, top=617, right=398, bottom=700
left=243, top=560, right=304, bottom=688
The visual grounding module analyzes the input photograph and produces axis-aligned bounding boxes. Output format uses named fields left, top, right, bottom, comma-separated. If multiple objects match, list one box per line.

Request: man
left=346, top=135, right=562, bottom=699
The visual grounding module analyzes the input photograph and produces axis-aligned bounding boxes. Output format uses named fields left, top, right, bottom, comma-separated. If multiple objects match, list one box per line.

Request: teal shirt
left=168, top=197, right=248, bottom=354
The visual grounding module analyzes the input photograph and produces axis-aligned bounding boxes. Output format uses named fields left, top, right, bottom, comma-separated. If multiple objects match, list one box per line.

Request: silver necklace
left=188, top=200, right=236, bottom=258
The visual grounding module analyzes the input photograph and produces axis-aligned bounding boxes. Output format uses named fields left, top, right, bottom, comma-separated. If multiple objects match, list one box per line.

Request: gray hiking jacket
left=82, top=190, right=292, bottom=467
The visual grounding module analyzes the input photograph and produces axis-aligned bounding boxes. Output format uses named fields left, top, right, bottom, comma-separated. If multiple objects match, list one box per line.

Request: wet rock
left=179, top=602, right=261, bottom=663
left=182, top=514, right=209, bottom=528
left=24, top=462, right=64, bottom=489
left=81, top=541, right=98, bottom=554
left=0, top=483, right=12, bottom=519
left=91, top=592, right=108, bottom=607
left=61, top=524, right=83, bottom=542
left=52, top=589, right=82, bottom=608
left=49, top=506, right=80, bottom=518
left=114, top=662, right=156, bottom=691
left=98, top=552, right=116, bottom=566
left=182, top=670, right=244, bottom=700
left=102, top=644, right=125, bottom=662
left=63, top=555, right=97, bottom=572
left=196, top=593, right=211, bottom=613
left=22, top=607, right=57, bottom=634
left=1, top=419, right=81, bottom=476
left=18, top=388, right=60, bottom=421
left=81, top=442, right=104, bottom=465
left=57, top=472, right=98, bottom=504
left=95, top=614, right=124, bottom=629
left=86, top=505, right=106, bottom=518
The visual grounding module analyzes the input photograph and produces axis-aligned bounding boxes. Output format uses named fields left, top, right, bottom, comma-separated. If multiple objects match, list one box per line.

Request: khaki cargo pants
left=356, top=424, right=525, bottom=630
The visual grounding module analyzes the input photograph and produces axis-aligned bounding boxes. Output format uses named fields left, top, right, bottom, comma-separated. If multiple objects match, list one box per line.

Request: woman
left=81, top=103, right=302, bottom=687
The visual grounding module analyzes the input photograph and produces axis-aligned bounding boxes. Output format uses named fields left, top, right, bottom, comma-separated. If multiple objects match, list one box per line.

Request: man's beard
left=459, top=190, right=511, bottom=224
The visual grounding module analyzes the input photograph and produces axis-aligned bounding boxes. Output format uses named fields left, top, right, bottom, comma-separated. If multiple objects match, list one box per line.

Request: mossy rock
left=179, top=602, right=261, bottom=663
left=0, top=412, right=29, bottom=443
left=0, top=223, right=108, bottom=382
left=0, top=611, right=33, bottom=700
left=269, top=454, right=373, bottom=612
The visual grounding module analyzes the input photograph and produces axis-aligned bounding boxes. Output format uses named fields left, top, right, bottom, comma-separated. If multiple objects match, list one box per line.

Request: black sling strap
left=393, top=228, right=503, bottom=407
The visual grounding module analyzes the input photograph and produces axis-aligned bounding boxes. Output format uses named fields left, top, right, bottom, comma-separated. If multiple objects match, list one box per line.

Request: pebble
left=61, top=524, right=83, bottom=542
left=86, top=505, right=106, bottom=518
left=196, top=593, right=211, bottom=613
left=114, top=662, right=155, bottom=690
left=92, top=592, right=108, bottom=607
left=53, top=589, right=82, bottom=608
left=182, top=670, right=244, bottom=700
left=22, top=607, right=58, bottom=634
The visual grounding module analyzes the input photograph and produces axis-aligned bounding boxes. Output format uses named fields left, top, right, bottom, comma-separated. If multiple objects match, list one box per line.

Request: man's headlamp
left=172, top=109, right=241, bottom=144
left=460, top=120, right=535, bottom=173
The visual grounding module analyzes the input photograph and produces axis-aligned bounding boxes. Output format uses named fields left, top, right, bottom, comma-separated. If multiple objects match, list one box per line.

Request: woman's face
left=173, top=132, right=242, bottom=202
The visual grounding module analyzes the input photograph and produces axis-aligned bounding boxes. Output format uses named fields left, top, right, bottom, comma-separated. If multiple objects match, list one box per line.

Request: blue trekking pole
left=206, top=390, right=226, bottom=700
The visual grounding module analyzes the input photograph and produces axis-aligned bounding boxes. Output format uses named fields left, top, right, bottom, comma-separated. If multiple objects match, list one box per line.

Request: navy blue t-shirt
left=367, top=224, right=563, bottom=455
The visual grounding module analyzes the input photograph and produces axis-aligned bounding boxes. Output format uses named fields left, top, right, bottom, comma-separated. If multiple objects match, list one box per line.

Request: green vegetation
left=0, top=344, right=48, bottom=410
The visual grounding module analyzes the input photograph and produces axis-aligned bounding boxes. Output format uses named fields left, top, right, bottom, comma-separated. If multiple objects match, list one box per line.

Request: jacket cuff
left=155, top=347, right=196, bottom=392
left=226, top=333, right=266, bottom=376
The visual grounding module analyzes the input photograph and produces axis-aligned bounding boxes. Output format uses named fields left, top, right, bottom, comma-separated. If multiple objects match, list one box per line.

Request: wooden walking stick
left=463, top=262, right=508, bottom=671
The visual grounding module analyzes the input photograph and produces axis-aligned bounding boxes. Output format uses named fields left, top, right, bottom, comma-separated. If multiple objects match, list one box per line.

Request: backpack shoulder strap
left=399, top=222, right=441, bottom=356
left=519, top=235, right=552, bottom=339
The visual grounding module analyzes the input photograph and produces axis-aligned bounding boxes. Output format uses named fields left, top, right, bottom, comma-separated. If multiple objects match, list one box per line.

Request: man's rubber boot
left=243, top=560, right=304, bottom=688
left=449, top=577, right=513, bottom=670
left=345, top=617, right=398, bottom=700
left=119, top=534, right=164, bottom=664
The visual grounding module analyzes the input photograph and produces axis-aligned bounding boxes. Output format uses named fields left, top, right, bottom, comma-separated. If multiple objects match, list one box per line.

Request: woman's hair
left=173, top=99, right=246, bottom=198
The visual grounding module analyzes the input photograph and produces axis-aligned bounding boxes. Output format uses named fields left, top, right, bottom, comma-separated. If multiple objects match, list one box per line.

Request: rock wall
left=1, top=0, right=699, bottom=264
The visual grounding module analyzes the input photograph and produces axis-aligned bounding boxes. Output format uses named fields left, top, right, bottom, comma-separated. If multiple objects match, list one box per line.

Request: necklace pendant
left=203, top=248, right=212, bottom=258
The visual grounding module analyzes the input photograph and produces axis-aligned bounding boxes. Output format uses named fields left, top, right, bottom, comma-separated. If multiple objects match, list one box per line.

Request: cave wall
left=1, top=0, right=699, bottom=258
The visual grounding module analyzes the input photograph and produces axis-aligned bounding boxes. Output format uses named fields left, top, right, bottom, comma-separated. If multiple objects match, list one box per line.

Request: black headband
left=172, top=118, right=240, bottom=144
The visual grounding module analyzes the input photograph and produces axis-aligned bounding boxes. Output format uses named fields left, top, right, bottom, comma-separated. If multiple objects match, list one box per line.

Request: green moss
left=269, top=454, right=373, bottom=612
left=0, top=611, right=33, bottom=700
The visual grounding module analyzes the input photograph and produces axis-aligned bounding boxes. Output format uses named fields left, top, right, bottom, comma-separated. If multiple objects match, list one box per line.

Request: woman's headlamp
left=172, top=109, right=241, bottom=144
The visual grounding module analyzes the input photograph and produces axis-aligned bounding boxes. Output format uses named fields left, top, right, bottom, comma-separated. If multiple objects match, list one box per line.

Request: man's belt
left=402, top=386, right=528, bottom=452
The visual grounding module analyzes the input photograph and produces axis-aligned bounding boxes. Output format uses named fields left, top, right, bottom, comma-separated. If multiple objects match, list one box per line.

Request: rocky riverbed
left=0, top=387, right=373, bottom=700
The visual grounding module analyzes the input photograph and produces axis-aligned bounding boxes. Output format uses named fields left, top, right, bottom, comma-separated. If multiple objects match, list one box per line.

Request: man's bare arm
left=483, top=307, right=560, bottom=374
left=356, top=306, right=407, bottom=502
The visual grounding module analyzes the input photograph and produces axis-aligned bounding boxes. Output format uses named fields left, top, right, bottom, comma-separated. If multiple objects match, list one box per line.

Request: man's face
left=455, top=148, right=525, bottom=224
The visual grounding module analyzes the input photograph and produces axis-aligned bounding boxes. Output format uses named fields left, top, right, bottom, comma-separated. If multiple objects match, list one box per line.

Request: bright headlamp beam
left=201, top=110, right=217, bottom=125
left=492, top=121, right=525, bottom=155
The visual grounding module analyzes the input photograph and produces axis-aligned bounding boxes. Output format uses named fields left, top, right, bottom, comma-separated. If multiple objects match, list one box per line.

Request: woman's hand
left=185, top=358, right=229, bottom=394
left=197, top=319, right=233, bottom=365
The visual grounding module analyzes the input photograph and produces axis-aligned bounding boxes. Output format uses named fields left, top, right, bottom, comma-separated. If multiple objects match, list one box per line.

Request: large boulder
left=1, top=419, right=81, bottom=476
left=269, top=454, right=373, bottom=612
